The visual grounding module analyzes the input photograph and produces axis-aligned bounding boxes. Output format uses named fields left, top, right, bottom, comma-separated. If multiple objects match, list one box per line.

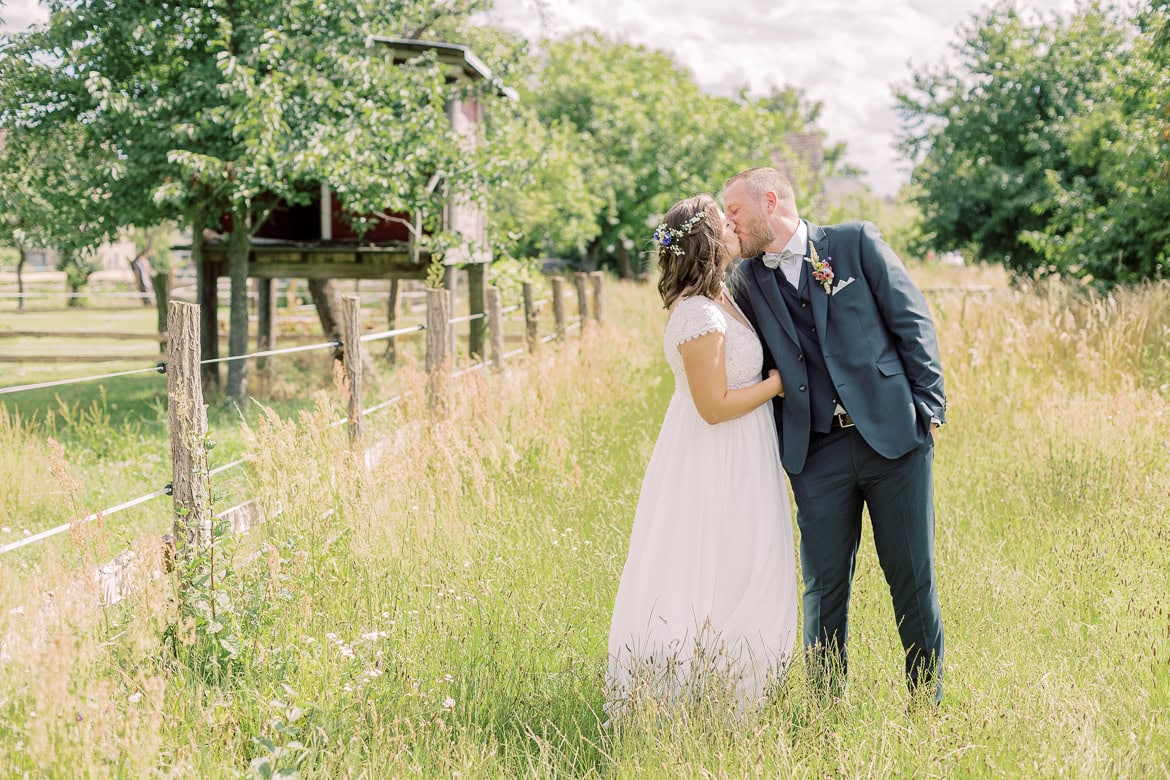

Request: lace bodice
left=664, top=295, right=764, bottom=395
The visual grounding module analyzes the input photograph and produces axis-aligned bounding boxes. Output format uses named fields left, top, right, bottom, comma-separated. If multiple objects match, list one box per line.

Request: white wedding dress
left=606, top=293, right=798, bottom=714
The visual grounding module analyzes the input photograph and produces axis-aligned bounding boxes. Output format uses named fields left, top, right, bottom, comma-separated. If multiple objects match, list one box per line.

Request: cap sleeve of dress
left=668, top=296, right=727, bottom=350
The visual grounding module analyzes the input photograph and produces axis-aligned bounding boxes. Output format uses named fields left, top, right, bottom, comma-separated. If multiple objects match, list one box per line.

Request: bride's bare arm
left=679, top=332, right=783, bottom=425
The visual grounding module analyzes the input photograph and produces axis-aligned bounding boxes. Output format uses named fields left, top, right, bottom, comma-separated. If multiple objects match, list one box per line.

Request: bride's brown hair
left=655, top=194, right=729, bottom=310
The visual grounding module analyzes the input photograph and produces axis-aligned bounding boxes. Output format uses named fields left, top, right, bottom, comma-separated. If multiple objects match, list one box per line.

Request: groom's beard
left=738, top=223, right=775, bottom=259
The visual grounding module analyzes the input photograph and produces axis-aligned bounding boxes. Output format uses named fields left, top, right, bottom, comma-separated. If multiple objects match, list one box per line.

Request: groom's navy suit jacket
left=729, top=220, right=946, bottom=475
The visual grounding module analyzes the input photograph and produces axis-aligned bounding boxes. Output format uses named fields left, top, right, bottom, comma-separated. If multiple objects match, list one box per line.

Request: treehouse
left=196, top=38, right=515, bottom=371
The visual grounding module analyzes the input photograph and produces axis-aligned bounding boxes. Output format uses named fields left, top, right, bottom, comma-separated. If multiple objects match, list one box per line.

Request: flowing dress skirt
left=606, top=390, right=798, bottom=713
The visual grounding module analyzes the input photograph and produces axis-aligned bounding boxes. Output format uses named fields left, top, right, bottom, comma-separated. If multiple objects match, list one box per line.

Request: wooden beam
left=235, top=263, right=428, bottom=280
left=0, top=354, right=163, bottom=363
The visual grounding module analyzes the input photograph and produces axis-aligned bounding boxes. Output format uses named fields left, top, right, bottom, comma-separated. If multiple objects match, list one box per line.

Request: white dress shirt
left=761, top=220, right=808, bottom=289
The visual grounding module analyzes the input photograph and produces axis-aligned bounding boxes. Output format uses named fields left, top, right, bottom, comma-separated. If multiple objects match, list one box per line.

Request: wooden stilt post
left=152, top=271, right=171, bottom=355
left=341, top=295, right=363, bottom=444
left=468, top=261, right=487, bottom=360
left=167, top=301, right=211, bottom=562
left=257, top=277, right=276, bottom=372
left=198, top=260, right=220, bottom=392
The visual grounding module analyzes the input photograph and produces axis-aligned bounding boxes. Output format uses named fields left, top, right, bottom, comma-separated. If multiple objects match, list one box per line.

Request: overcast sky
left=3, top=0, right=1078, bottom=196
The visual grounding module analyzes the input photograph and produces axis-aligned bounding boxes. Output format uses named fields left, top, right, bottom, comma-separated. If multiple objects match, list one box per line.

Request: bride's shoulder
left=666, top=295, right=726, bottom=342
left=668, top=294, right=720, bottom=319
left=670, top=293, right=720, bottom=311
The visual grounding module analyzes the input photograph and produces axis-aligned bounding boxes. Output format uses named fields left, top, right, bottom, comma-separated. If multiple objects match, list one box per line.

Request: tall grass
left=0, top=271, right=1168, bottom=777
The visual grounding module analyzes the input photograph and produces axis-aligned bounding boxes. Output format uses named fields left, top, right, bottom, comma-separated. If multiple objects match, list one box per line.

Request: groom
left=724, top=167, right=946, bottom=703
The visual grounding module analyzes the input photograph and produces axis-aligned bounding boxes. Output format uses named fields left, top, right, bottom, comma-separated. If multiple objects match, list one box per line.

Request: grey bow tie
left=761, top=249, right=798, bottom=269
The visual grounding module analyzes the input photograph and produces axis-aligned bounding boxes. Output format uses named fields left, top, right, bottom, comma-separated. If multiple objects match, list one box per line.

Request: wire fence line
left=199, top=340, right=341, bottom=366
left=0, top=363, right=167, bottom=396
left=3, top=308, right=499, bottom=397
left=0, top=484, right=172, bottom=555
left=360, top=324, right=425, bottom=343
left=2, top=273, right=609, bottom=561
left=3, top=377, right=398, bottom=555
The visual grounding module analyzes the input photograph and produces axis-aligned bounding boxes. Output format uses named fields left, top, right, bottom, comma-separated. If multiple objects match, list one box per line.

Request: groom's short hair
left=725, top=167, right=795, bottom=204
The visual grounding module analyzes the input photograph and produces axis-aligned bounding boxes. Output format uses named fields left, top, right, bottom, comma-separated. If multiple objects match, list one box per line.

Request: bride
left=606, top=193, right=798, bottom=716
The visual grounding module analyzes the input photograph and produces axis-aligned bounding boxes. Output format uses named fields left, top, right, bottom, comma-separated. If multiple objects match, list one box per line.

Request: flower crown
left=652, top=211, right=706, bottom=257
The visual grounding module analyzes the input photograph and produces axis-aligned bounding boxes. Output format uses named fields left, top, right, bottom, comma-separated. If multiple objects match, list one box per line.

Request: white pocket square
left=831, top=277, right=856, bottom=296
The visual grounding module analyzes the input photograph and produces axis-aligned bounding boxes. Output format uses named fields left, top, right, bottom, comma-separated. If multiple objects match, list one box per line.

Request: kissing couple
left=606, top=167, right=947, bottom=717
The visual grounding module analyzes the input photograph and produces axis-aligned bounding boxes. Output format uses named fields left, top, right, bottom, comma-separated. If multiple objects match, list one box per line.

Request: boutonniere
left=807, top=245, right=834, bottom=295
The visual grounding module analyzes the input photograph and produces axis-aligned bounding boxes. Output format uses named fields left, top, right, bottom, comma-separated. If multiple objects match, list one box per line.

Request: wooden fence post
left=257, top=277, right=276, bottom=372
left=590, top=271, right=605, bottom=324
left=550, top=276, right=566, bottom=342
left=574, top=272, right=590, bottom=327
left=447, top=288, right=458, bottom=363
left=341, top=295, right=363, bottom=444
left=385, top=277, right=400, bottom=365
left=167, top=301, right=211, bottom=560
left=522, top=281, right=538, bottom=353
left=426, top=288, right=451, bottom=413
left=486, top=286, right=505, bottom=371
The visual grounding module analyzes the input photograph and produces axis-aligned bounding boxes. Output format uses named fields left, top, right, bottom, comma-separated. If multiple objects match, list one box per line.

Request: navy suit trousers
left=789, top=425, right=944, bottom=701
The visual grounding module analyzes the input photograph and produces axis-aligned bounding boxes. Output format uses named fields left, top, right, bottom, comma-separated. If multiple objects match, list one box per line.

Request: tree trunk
left=225, top=209, right=251, bottom=404
left=614, top=239, right=634, bottom=280
left=582, top=249, right=598, bottom=273
left=16, top=249, right=25, bottom=312
left=585, top=236, right=603, bottom=274
left=309, top=278, right=344, bottom=361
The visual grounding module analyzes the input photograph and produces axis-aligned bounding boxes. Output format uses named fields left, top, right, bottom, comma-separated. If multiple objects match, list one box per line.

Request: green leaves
left=898, top=3, right=1169, bottom=284
left=486, top=32, right=825, bottom=274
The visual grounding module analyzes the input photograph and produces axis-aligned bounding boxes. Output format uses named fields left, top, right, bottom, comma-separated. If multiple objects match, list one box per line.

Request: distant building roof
left=368, top=37, right=519, bottom=101
left=774, top=132, right=824, bottom=180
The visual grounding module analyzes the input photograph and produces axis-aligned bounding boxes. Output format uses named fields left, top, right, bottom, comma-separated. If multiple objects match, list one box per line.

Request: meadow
left=0, top=265, right=1168, bottom=777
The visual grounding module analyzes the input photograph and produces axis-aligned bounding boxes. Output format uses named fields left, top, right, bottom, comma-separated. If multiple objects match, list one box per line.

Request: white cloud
left=1, top=0, right=44, bottom=30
